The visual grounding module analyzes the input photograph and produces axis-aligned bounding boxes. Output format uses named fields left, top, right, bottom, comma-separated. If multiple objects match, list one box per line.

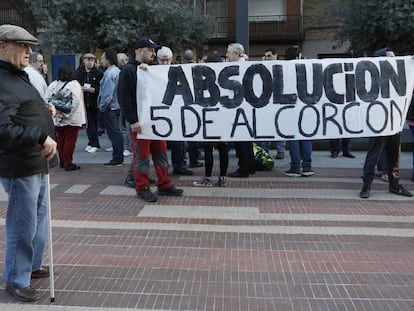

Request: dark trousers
left=204, top=143, right=229, bottom=177
left=362, top=133, right=401, bottom=186
left=86, top=108, right=100, bottom=148
left=101, top=110, right=124, bottom=162
left=170, top=141, right=186, bottom=169
left=234, top=142, right=255, bottom=174
left=188, top=141, right=202, bottom=165
left=55, top=125, right=80, bottom=168
left=329, top=138, right=351, bottom=153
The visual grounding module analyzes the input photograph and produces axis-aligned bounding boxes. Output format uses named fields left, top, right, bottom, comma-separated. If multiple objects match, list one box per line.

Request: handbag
left=50, top=81, right=73, bottom=113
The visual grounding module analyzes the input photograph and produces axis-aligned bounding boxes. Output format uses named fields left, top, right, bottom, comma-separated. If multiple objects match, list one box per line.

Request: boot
left=359, top=184, right=371, bottom=199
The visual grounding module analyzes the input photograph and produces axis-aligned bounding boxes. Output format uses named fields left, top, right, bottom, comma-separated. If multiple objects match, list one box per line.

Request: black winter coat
left=75, top=65, right=103, bottom=110
left=0, top=60, right=55, bottom=178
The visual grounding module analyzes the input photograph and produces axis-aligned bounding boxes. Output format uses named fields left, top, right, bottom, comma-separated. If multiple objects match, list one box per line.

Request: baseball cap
left=83, top=53, right=96, bottom=59
left=134, top=37, right=161, bottom=49
left=0, top=24, right=38, bottom=45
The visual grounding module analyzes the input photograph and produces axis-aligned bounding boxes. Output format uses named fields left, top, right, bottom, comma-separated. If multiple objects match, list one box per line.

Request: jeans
left=275, top=141, right=286, bottom=153
left=288, top=140, right=312, bottom=170
left=101, top=109, right=124, bottom=162
left=1, top=173, right=48, bottom=289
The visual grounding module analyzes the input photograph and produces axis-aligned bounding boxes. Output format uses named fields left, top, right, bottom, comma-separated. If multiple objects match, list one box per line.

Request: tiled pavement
left=0, top=135, right=414, bottom=310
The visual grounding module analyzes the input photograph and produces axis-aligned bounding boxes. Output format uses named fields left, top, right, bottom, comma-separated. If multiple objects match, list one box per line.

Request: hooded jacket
left=118, top=57, right=140, bottom=125
left=0, top=60, right=56, bottom=177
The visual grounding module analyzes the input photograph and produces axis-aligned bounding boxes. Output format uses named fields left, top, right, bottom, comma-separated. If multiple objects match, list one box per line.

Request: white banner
left=136, top=56, right=414, bottom=141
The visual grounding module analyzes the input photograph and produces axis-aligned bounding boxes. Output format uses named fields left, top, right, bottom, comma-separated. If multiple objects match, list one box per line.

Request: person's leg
left=188, top=141, right=202, bottom=167
left=217, top=143, right=229, bottom=177
left=62, top=126, right=80, bottom=168
left=170, top=141, right=186, bottom=169
left=130, top=134, right=151, bottom=194
left=150, top=140, right=172, bottom=191
left=362, top=137, right=385, bottom=185
left=329, top=139, right=340, bottom=157
left=384, top=133, right=401, bottom=186
left=203, top=144, right=214, bottom=177
left=275, top=141, right=286, bottom=159
left=102, top=110, right=124, bottom=162
left=86, top=108, right=100, bottom=148
left=301, top=140, right=313, bottom=170
left=55, top=126, right=65, bottom=167
left=1, top=174, right=46, bottom=289
left=288, top=140, right=300, bottom=170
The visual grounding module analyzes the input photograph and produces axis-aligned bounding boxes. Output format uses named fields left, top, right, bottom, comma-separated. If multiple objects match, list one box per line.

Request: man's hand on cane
left=41, top=135, right=57, bottom=160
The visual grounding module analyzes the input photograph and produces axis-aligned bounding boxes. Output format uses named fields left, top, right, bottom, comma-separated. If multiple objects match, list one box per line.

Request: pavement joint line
left=0, top=304, right=169, bottom=311
left=138, top=205, right=414, bottom=223
left=100, top=186, right=414, bottom=201
left=0, top=219, right=413, bottom=237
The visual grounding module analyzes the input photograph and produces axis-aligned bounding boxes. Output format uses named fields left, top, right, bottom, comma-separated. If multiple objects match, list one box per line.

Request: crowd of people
left=0, top=24, right=413, bottom=302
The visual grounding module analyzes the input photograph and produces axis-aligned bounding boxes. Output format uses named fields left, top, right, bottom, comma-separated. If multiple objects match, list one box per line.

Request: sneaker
left=158, top=186, right=183, bottom=196
left=301, top=168, right=315, bottom=177
left=105, top=147, right=113, bottom=152
left=284, top=168, right=301, bottom=177
left=123, top=150, right=132, bottom=157
left=85, top=145, right=92, bottom=152
left=124, top=176, right=135, bottom=188
left=389, top=184, right=413, bottom=197
left=193, top=176, right=213, bottom=187
left=139, top=187, right=158, bottom=202
left=218, top=176, right=227, bottom=187
left=104, top=159, right=123, bottom=166
left=87, top=146, right=99, bottom=153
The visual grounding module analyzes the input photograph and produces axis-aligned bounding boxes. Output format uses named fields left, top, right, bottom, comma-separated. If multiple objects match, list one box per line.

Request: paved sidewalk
left=0, top=132, right=414, bottom=310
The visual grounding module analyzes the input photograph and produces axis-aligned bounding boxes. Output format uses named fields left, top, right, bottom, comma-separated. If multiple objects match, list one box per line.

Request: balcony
left=0, top=9, right=22, bottom=25
left=208, top=15, right=302, bottom=41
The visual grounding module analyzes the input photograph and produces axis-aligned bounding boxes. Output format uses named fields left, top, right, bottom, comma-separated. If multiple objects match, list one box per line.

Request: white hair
left=227, top=43, right=245, bottom=56
left=157, top=46, right=173, bottom=58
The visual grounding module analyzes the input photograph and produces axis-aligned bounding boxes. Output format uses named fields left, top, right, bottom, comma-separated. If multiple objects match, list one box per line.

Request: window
left=248, top=0, right=287, bottom=22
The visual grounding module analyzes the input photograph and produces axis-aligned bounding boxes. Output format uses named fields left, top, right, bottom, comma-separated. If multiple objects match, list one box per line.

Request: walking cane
left=45, top=160, right=56, bottom=302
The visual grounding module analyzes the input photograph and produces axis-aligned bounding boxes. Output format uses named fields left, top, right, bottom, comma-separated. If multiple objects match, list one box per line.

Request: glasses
left=14, top=42, right=33, bottom=50
left=264, top=54, right=273, bottom=58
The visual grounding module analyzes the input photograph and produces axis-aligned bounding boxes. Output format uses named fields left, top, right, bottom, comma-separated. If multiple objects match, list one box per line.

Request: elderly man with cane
left=0, top=24, right=57, bottom=302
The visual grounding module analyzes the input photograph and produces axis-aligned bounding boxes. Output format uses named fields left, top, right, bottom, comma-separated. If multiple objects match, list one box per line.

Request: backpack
left=253, top=143, right=274, bottom=171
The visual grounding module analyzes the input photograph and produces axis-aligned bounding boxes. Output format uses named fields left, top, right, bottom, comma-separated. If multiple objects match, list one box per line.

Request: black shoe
left=104, top=159, right=123, bottom=166
left=139, top=188, right=158, bottom=202
left=343, top=152, right=355, bottom=158
left=173, top=167, right=194, bottom=176
left=275, top=152, right=285, bottom=160
left=359, top=184, right=371, bottom=198
left=228, top=170, right=249, bottom=178
left=149, top=177, right=156, bottom=185
left=389, top=184, right=413, bottom=197
left=5, top=284, right=40, bottom=302
left=124, top=176, right=135, bottom=188
left=189, top=162, right=203, bottom=168
left=158, top=186, right=183, bottom=196
left=31, top=266, right=50, bottom=279
left=330, top=151, right=338, bottom=158
left=65, top=164, right=80, bottom=171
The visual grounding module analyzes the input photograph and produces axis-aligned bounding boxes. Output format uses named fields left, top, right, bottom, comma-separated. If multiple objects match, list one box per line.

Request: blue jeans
left=101, top=109, right=124, bottom=162
left=1, top=173, right=48, bottom=289
left=288, top=140, right=312, bottom=170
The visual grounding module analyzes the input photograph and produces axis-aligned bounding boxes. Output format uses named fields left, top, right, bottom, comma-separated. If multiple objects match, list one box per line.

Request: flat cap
left=134, top=37, right=160, bottom=49
left=0, top=24, right=38, bottom=45
left=83, top=53, right=96, bottom=59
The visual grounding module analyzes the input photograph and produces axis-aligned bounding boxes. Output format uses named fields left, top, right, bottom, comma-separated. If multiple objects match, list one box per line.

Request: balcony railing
left=0, top=9, right=23, bottom=25
left=208, top=15, right=302, bottom=40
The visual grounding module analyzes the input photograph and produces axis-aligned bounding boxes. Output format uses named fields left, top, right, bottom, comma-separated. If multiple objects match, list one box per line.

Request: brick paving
left=0, top=139, right=414, bottom=310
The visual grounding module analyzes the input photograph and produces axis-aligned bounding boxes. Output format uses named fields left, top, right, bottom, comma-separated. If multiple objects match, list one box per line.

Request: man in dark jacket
left=0, top=24, right=57, bottom=302
left=118, top=37, right=183, bottom=202
left=76, top=53, right=103, bottom=153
